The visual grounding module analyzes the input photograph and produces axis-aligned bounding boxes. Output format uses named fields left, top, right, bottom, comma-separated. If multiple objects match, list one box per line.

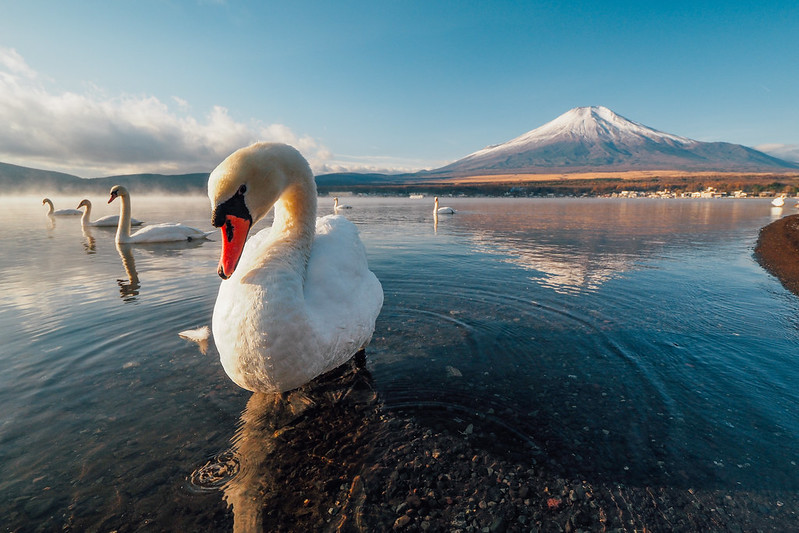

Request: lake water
left=2, top=195, right=798, bottom=530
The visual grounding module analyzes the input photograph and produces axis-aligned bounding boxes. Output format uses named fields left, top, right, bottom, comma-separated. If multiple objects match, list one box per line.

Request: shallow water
left=1, top=195, right=798, bottom=529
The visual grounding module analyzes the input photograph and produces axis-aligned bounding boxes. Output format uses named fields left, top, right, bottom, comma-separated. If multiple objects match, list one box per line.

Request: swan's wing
left=304, top=215, right=383, bottom=366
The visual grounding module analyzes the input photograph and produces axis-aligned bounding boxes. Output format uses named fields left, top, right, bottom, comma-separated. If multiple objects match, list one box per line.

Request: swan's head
left=77, top=199, right=91, bottom=209
left=42, top=198, right=51, bottom=206
left=108, top=185, right=129, bottom=204
left=209, top=142, right=310, bottom=279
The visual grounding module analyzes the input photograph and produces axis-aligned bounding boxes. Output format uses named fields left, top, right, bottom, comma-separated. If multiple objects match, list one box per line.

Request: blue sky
left=1, top=0, right=797, bottom=177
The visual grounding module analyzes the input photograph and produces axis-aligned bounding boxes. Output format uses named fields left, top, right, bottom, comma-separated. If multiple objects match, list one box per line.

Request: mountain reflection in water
left=456, top=199, right=758, bottom=293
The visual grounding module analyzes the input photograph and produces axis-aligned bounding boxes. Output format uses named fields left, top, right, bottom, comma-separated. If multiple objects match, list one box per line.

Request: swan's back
left=89, top=215, right=142, bottom=227
left=125, top=223, right=211, bottom=243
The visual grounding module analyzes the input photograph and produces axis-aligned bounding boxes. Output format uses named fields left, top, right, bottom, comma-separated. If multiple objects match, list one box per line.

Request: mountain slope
left=437, top=106, right=798, bottom=174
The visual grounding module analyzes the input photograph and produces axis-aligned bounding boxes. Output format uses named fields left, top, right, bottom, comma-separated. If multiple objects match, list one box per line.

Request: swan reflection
left=81, top=226, right=96, bottom=253
left=115, top=243, right=140, bottom=300
left=194, top=353, right=382, bottom=532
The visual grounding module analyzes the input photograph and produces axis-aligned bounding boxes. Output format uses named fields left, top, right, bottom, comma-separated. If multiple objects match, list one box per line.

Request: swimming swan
left=77, top=198, right=143, bottom=227
left=333, top=197, right=352, bottom=210
left=434, top=196, right=456, bottom=214
left=208, top=142, right=383, bottom=393
left=108, top=185, right=212, bottom=243
left=772, top=195, right=786, bottom=207
left=42, top=198, right=81, bottom=216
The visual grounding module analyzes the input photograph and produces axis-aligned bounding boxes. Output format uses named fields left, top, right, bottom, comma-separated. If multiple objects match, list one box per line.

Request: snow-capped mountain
left=437, top=106, right=798, bottom=174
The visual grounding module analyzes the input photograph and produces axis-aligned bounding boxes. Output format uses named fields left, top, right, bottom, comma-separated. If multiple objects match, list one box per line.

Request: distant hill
left=0, top=160, right=406, bottom=194
left=0, top=161, right=208, bottom=195
left=314, top=172, right=412, bottom=188
left=0, top=162, right=87, bottom=193
left=433, top=106, right=798, bottom=176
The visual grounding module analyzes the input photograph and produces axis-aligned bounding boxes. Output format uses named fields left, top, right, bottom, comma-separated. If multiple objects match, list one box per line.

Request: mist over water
left=1, top=195, right=798, bottom=529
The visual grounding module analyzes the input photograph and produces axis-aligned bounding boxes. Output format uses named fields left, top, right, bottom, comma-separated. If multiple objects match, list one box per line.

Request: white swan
left=333, top=196, right=352, bottom=210
left=42, top=198, right=81, bottom=216
left=108, top=185, right=212, bottom=243
left=434, top=196, right=456, bottom=214
left=77, top=198, right=143, bottom=227
left=208, top=142, right=383, bottom=393
left=772, top=195, right=786, bottom=207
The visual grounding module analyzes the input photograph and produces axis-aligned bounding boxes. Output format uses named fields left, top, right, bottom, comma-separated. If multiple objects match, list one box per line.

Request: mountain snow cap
left=474, top=106, right=695, bottom=157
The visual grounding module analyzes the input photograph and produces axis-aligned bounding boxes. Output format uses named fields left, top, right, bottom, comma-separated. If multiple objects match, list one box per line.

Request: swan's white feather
left=179, top=326, right=211, bottom=355
left=178, top=325, right=211, bottom=343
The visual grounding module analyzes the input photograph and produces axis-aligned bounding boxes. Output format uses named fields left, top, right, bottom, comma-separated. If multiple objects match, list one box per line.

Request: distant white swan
left=77, top=198, right=143, bottom=227
left=333, top=197, right=352, bottom=210
left=772, top=195, right=786, bottom=207
left=208, top=142, right=383, bottom=393
left=108, top=185, right=212, bottom=243
left=435, top=196, right=456, bottom=214
left=42, top=198, right=81, bottom=216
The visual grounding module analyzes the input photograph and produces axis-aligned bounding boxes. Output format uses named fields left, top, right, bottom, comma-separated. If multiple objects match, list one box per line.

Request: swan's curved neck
left=115, top=194, right=133, bottom=242
left=44, top=199, right=54, bottom=215
left=80, top=203, right=92, bottom=225
left=269, top=176, right=318, bottom=272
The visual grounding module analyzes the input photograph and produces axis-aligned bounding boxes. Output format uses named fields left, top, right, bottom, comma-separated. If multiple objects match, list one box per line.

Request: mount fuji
left=435, top=106, right=798, bottom=175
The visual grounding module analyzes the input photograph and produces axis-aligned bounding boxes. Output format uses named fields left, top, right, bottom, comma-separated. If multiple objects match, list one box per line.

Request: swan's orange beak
left=218, top=215, right=251, bottom=279
left=108, top=192, right=117, bottom=204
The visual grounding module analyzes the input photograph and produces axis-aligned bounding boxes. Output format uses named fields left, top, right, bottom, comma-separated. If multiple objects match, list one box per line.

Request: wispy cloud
left=756, top=143, right=799, bottom=164
left=0, top=47, right=334, bottom=176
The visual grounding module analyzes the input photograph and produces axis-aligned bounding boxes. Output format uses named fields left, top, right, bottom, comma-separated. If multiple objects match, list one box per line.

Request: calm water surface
left=1, top=195, right=798, bottom=529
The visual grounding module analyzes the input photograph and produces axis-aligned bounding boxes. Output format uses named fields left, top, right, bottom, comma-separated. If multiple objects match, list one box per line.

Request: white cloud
left=0, top=47, right=335, bottom=176
left=755, top=143, right=799, bottom=164
left=0, top=48, right=37, bottom=78
left=319, top=153, right=451, bottom=175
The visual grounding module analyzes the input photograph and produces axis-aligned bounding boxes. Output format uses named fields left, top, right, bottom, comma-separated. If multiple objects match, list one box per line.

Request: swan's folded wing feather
left=304, top=215, right=383, bottom=366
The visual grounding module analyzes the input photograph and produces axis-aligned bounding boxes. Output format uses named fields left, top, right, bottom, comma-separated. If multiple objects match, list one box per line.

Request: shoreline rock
left=755, top=214, right=799, bottom=295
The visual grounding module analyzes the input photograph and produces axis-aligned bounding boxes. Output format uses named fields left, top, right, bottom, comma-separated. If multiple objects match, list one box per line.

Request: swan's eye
left=238, top=184, right=247, bottom=195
